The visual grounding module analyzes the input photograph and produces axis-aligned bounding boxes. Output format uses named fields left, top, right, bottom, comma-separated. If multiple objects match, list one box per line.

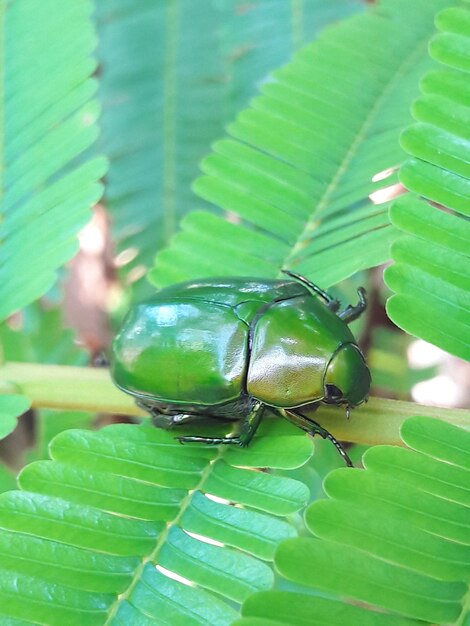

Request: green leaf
left=150, top=0, right=449, bottom=290
left=96, top=0, right=361, bottom=297
left=0, top=420, right=312, bottom=624
left=401, top=415, right=470, bottom=468
left=386, top=199, right=470, bottom=360
left=0, top=491, right=162, bottom=556
left=385, top=5, right=470, bottom=361
left=114, top=565, right=238, bottom=626
left=225, top=434, right=314, bottom=469
left=0, top=529, right=140, bottom=593
left=0, top=0, right=107, bottom=322
left=203, top=459, right=309, bottom=516
left=0, top=569, right=113, bottom=626
left=159, top=526, right=273, bottom=602
left=181, top=491, right=296, bottom=561
left=276, top=538, right=464, bottom=624
left=0, top=395, right=30, bottom=440
left=307, top=492, right=470, bottom=581
left=0, top=616, right=32, bottom=626
left=242, top=415, right=470, bottom=625
left=236, top=591, right=424, bottom=626
left=363, top=445, right=470, bottom=506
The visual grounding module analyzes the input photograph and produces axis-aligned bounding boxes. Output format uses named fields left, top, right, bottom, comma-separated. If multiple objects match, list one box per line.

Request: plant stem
left=0, top=361, right=468, bottom=445
left=0, top=362, right=143, bottom=416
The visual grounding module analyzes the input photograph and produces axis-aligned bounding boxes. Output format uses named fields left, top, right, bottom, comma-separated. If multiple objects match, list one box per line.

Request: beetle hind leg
left=136, top=399, right=196, bottom=429
left=160, top=413, right=197, bottom=428
left=177, top=401, right=265, bottom=447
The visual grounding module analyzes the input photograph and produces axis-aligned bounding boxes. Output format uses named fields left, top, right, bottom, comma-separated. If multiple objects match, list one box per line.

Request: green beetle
left=111, top=271, right=371, bottom=466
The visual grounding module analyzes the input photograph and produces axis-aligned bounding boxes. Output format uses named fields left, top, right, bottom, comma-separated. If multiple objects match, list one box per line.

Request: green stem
left=0, top=362, right=468, bottom=445
left=0, top=362, right=143, bottom=416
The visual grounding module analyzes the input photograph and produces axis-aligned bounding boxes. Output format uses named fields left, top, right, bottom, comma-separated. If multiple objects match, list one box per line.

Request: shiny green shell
left=111, top=278, right=367, bottom=409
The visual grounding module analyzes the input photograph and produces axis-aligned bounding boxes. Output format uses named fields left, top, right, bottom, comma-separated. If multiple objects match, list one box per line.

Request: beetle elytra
left=111, top=271, right=371, bottom=466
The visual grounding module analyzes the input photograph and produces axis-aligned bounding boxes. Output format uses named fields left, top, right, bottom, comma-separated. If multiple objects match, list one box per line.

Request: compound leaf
left=0, top=420, right=312, bottom=624
left=97, top=0, right=360, bottom=297
left=385, top=5, right=470, bottom=361
left=237, top=416, right=470, bottom=626
left=0, top=0, right=107, bottom=321
left=150, top=0, right=449, bottom=290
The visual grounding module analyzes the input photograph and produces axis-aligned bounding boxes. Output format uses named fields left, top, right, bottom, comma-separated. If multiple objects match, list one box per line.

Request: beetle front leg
left=281, top=270, right=340, bottom=312
left=177, top=401, right=265, bottom=447
left=338, top=287, right=367, bottom=324
left=280, top=409, right=353, bottom=467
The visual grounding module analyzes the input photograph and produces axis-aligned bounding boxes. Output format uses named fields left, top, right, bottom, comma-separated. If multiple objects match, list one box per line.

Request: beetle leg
left=338, top=287, right=367, bottom=324
left=135, top=399, right=172, bottom=427
left=281, top=409, right=353, bottom=467
left=135, top=400, right=197, bottom=429
left=281, top=270, right=340, bottom=312
left=238, top=401, right=265, bottom=446
left=177, top=401, right=265, bottom=447
left=158, top=413, right=200, bottom=428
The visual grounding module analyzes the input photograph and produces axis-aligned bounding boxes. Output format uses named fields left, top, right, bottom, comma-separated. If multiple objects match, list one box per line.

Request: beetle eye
left=325, top=384, right=343, bottom=400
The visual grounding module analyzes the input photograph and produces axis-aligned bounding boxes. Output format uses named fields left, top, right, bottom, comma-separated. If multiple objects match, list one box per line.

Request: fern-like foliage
left=149, top=0, right=450, bottom=290
left=0, top=418, right=313, bottom=624
left=235, top=416, right=470, bottom=626
left=215, top=0, right=361, bottom=122
left=0, top=0, right=105, bottom=452
left=97, top=0, right=360, bottom=297
left=0, top=410, right=468, bottom=624
left=385, top=5, right=470, bottom=361
left=96, top=0, right=224, bottom=296
left=0, top=0, right=107, bottom=321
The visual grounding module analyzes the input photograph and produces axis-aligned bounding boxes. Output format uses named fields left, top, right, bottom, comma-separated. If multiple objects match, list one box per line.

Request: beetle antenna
left=281, top=269, right=340, bottom=312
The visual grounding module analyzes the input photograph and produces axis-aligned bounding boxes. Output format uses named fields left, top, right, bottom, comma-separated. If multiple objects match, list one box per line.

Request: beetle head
left=323, top=343, right=371, bottom=408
